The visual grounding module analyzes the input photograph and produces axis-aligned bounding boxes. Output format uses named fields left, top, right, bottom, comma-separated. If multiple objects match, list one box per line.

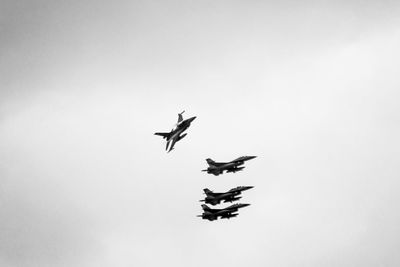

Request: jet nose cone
left=186, top=116, right=196, bottom=123
left=243, top=186, right=254, bottom=191
left=242, top=156, right=256, bottom=162
left=241, top=203, right=251, bottom=208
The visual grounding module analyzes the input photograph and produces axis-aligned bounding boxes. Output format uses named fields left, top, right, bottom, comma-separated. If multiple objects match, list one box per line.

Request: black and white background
left=1, top=1, right=400, bottom=266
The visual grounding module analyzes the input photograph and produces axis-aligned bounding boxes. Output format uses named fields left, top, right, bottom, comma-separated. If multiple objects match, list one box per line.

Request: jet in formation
left=202, top=156, right=257, bottom=175
left=198, top=203, right=250, bottom=221
left=200, top=186, right=254, bottom=205
left=154, top=111, right=196, bottom=152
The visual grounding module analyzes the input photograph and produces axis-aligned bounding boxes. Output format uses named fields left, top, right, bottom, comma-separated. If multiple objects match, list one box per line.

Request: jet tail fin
left=206, top=158, right=216, bottom=166
left=201, top=204, right=211, bottom=211
left=177, top=110, right=185, bottom=123
left=203, top=188, right=213, bottom=195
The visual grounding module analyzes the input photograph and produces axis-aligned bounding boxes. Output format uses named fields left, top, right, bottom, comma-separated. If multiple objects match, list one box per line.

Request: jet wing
left=203, top=198, right=222, bottom=206
left=198, top=214, right=217, bottom=221
left=205, top=215, right=217, bottom=221
left=154, top=132, right=170, bottom=139
left=226, top=167, right=245, bottom=173
left=210, top=199, right=221, bottom=205
left=223, top=196, right=241, bottom=203
left=209, top=169, right=223, bottom=176
left=221, top=213, right=238, bottom=219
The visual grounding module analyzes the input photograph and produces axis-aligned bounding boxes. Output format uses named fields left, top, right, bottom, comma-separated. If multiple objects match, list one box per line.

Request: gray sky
left=1, top=1, right=400, bottom=266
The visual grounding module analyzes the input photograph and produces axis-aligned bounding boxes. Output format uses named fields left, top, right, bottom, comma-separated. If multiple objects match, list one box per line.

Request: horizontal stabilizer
left=154, top=132, right=170, bottom=139
left=224, top=196, right=242, bottom=203
left=202, top=169, right=222, bottom=175
left=221, top=213, right=238, bottom=219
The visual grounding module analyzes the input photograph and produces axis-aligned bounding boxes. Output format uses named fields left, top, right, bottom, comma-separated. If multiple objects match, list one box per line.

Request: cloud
left=1, top=1, right=400, bottom=266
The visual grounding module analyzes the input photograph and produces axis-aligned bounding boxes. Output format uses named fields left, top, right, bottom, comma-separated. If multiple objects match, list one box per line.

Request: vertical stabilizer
left=206, top=158, right=216, bottom=166
left=177, top=110, right=185, bottom=123
left=203, top=188, right=213, bottom=195
left=201, top=204, right=211, bottom=211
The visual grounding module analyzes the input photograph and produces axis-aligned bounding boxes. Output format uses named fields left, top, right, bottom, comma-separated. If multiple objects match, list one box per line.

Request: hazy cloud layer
left=1, top=1, right=400, bottom=267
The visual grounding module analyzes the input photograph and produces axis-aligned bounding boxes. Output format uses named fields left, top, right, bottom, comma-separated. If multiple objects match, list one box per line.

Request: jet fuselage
left=202, top=186, right=254, bottom=205
left=155, top=114, right=196, bottom=152
left=202, top=156, right=257, bottom=175
left=198, top=203, right=250, bottom=221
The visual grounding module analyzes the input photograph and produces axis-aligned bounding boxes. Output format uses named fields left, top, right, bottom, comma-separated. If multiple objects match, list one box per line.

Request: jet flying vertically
left=197, top=203, right=250, bottom=221
left=202, top=156, right=257, bottom=175
left=154, top=111, right=196, bottom=152
left=200, top=186, right=254, bottom=205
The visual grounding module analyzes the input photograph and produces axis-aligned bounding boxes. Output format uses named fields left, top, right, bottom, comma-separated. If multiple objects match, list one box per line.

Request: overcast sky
left=1, top=1, right=400, bottom=267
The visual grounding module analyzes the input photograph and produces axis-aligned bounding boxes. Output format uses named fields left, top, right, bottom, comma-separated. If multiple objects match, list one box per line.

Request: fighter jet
left=154, top=111, right=196, bottom=152
left=200, top=186, right=254, bottom=205
left=202, top=156, right=257, bottom=175
left=197, top=203, right=250, bottom=221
